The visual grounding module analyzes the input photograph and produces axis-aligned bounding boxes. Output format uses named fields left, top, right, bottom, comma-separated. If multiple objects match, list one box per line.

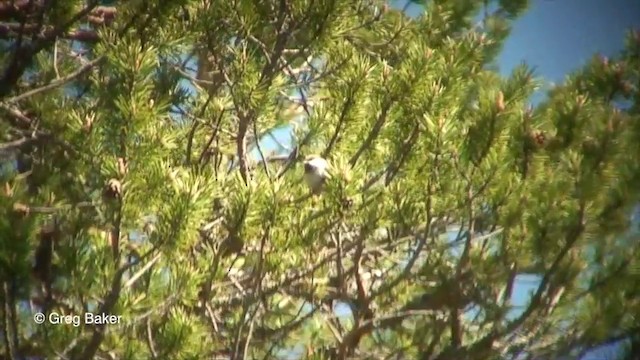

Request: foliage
left=1, top=0, right=639, bottom=359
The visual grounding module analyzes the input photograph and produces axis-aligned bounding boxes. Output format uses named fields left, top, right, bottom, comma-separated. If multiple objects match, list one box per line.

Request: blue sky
left=399, top=0, right=640, bottom=82
left=496, top=0, right=640, bottom=83
left=397, top=0, right=640, bottom=114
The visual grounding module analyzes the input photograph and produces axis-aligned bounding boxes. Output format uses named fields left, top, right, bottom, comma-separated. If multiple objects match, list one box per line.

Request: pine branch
left=0, top=22, right=101, bottom=42
left=6, top=56, right=103, bottom=104
left=0, top=2, right=101, bottom=98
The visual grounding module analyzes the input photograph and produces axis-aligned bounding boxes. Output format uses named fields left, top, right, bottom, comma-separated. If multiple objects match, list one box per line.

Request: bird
left=303, top=155, right=331, bottom=195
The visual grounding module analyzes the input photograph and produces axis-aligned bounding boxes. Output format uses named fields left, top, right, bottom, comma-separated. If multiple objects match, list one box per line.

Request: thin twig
left=6, top=56, right=103, bottom=103
left=146, top=318, right=158, bottom=359
left=252, top=120, right=272, bottom=181
left=123, top=253, right=161, bottom=289
left=53, top=39, right=60, bottom=78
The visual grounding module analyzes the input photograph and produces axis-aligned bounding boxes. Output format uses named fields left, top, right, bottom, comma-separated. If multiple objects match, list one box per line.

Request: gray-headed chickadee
left=303, top=155, right=331, bottom=195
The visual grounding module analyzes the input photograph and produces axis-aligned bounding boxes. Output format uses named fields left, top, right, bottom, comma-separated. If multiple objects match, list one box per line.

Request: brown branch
left=76, top=266, right=126, bottom=360
left=0, top=2, right=101, bottom=99
left=236, top=112, right=250, bottom=184
left=436, top=203, right=588, bottom=360
left=383, top=123, right=421, bottom=186
left=349, top=98, right=394, bottom=167
left=252, top=120, right=272, bottom=181
left=0, top=0, right=40, bottom=20
left=146, top=318, right=159, bottom=359
left=504, top=205, right=585, bottom=333
left=183, top=92, right=215, bottom=166
left=0, top=2, right=116, bottom=24
left=339, top=310, right=435, bottom=354
left=11, top=202, right=95, bottom=215
left=449, top=186, right=476, bottom=349
left=261, top=305, right=319, bottom=359
left=0, top=136, right=37, bottom=151
left=6, top=56, right=103, bottom=103
left=0, top=22, right=101, bottom=42
left=371, top=142, right=432, bottom=298
left=322, top=93, right=355, bottom=159
left=74, top=246, right=161, bottom=360
left=338, top=227, right=374, bottom=357
left=77, top=72, right=134, bottom=360
left=1, top=281, right=18, bottom=360
left=0, top=103, right=79, bottom=156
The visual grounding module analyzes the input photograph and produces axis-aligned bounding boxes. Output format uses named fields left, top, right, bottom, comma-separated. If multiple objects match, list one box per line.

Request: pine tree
left=1, top=1, right=639, bottom=359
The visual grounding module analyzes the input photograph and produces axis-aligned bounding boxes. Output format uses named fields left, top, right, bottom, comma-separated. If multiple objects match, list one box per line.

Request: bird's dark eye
left=304, top=163, right=314, bottom=173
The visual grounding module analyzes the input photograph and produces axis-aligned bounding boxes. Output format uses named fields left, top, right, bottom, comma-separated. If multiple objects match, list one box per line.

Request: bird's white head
left=303, top=155, right=331, bottom=194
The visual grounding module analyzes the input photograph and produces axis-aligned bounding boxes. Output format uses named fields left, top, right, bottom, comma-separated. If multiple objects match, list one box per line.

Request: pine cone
left=382, top=63, right=391, bottom=80
left=220, top=234, right=244, bottom=257
left=612, top=61, right=625, bottom=76
left=495, top=91, right=505, bottom=112
left=341, top=197, right=354, bottom=211
left=103, top=178, right=122, bottom=200
left=33, top=223, right=59, bottom=284
left=532, top=130, right=546, bottom=147
left=424, top=48, right=433, bottom=59
left=620, top=80, right=633, bottom=97
left=599, top=55, right=609, bottom=67
left=12, top=202, right=30, bottom=216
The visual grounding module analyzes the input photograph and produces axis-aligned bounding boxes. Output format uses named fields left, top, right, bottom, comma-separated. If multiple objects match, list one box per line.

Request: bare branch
left=6, top=56, right=103, bottom=104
